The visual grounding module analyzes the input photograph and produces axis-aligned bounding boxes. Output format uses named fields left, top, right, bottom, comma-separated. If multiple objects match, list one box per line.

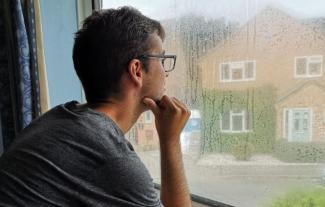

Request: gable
left=277, top=82, right=325, bottom=107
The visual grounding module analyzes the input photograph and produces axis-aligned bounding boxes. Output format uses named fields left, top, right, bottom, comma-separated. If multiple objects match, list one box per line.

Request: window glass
left=232, top=67, right=243, bottom=80
left=296, top=57, right=307, bottom=75
left=309, top=62, right=321, bottom=75
left=103, top=1, right=325, bottom=206
left=144, top=111, right=152, bottom=123
left=232, top=114, right=243, bottom=131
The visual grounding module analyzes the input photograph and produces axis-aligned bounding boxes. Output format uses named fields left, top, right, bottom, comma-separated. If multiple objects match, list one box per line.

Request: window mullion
left=230, top=111, right=233, bottom=131
left=305, top=57, right=309, bottom=76
left=243, top=63, right=246, bottom=80
left=242, top=111, right=246, bottom=131
left=229, top=65, right=233, bottom=81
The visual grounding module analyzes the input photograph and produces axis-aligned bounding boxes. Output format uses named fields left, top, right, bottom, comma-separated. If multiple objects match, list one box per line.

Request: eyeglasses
left=138, top=54, right=177, bottom=72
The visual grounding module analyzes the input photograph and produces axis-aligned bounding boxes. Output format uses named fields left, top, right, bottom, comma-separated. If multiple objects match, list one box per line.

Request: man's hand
left=143, top=95, right=192, bottom=207
left=142, top=95, right=191, bottom=146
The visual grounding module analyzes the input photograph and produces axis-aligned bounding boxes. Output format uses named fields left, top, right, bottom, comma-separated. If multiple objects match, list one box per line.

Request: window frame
left=100, top=2, right=324, bottom=207
left=294, top=55, right=323, bottom=78
left=219, top=60, right=256, bottom=82
left=220, top=110, right=251, bottom=133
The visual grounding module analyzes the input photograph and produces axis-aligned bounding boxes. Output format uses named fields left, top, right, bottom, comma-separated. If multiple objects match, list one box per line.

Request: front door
left=284, top=108, right=312, bottom=142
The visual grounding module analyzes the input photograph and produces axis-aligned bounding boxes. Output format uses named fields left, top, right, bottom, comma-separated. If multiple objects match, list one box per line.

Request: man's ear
left=127, top=59, right=143, bottom=88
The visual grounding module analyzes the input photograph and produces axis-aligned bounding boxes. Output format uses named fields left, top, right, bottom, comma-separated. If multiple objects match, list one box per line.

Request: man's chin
left=156, top=93, right=165, bottom=102
left=141, top=93, right=165, bottom=105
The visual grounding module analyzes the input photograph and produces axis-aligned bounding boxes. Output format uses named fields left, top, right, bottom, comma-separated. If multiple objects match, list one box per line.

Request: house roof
left=198, top=6, right=325, bottom=62
left=277, top=80, right=325, bottom=103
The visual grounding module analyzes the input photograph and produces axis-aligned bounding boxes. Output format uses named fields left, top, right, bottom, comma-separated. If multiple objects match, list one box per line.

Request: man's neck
left=85, top=99, right=143, bottom=134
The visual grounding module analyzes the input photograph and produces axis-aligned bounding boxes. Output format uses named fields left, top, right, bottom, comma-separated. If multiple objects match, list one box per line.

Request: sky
left=103, top=0, right=325, bottom=23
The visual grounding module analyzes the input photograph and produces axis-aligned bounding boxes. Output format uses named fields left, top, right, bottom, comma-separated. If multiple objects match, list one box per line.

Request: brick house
left=199, top=6, right=325, bottom=147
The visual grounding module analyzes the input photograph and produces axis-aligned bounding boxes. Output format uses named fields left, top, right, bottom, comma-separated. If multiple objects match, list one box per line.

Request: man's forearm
left=142, top=96, right=191, bottom=206
left=159, top=138, right=192, bottom=207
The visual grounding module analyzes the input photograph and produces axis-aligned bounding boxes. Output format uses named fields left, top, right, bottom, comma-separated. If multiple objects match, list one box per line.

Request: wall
left=40, top=0, right=82, bottom=107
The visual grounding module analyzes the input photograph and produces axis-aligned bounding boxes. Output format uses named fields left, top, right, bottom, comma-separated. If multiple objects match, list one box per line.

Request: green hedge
left=231, top=140, right=255, bottom=161
left=199, top=85, right=276, bottom=155
left=273, top=139, right=325, bottom=163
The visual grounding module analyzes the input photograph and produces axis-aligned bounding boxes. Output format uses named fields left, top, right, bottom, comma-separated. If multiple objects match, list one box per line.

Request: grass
left=266, top=187, right=325, bottom=207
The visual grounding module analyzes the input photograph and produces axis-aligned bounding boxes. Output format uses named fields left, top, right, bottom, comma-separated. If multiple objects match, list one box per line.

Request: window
left=221, top=110, right=251, bottom=133
left=220, top=61, right=255, bottom=82
left=103, top=1, right=325, bottom=206
left=295, top=55, right=323, bottom=78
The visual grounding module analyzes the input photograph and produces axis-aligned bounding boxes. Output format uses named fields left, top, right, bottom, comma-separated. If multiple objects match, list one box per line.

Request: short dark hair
left=73, top=6, right=165, bottom=103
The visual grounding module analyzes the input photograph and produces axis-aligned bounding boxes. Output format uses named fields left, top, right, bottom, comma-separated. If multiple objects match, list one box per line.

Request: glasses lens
left=162, top=58, right=175, bottom=72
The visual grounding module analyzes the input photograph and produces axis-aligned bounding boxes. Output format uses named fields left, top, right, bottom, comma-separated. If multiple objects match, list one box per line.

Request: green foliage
left=231, top=140, right=255, bottom=161
left=273, top=139, right=325, bottom=163
left=200, top=85, right=276, bottom=155
left=267, top=189, right=325, bottom=207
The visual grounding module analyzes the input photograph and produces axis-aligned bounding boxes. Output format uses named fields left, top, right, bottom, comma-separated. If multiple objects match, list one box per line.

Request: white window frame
left=282, top=108, right=313, bottom=142
left=294, top=55, right=323, bottom=78
left=219, top=60, right=256, bottom=82
left=220, top=110, right=251, bottom=133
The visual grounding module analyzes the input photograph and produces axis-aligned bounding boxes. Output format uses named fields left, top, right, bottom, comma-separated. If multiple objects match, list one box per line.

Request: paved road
left=137, top=150, right=325, bottom=207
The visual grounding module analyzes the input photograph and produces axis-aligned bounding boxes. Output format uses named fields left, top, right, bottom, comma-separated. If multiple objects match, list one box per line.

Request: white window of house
left=220, top=61, right=255, bottom=82
left=295, top=55, right=323, bottom=78
left=144, top=111, right=153, bottom=124
left=220, top=110, right=251, bottom=133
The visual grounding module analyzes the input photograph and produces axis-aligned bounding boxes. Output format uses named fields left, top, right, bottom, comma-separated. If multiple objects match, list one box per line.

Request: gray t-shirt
left=0, top=101, right=162, bottom=207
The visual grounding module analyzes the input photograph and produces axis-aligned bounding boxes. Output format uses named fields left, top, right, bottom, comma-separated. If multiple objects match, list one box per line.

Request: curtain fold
left=23, top=0, right=41, bottom=118
left=13, top=0, right=33, bottom=128
left=0, top=0, right=43, bottom=152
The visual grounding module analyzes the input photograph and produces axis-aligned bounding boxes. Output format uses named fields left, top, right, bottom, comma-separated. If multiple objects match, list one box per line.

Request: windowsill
left=220, top=130, right=252, bottom=134
left=154, top=183, right=234, bottom=207
left=220, top=79, right=255, bottom=83
left=294, top=75, right=322, bottom=78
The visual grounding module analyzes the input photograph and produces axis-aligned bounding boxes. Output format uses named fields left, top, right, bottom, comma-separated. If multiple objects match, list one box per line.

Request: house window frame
left=219, top=60, right=256, bottom=82
left=220, top=110, right=251, bottom=133
left=282, top=108, right=313, bottom=142
left=294, top=55, right=323, bottom=78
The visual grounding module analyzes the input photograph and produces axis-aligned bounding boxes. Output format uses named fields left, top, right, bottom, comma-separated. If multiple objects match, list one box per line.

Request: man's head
left=73, top=6, right=165, bottom=103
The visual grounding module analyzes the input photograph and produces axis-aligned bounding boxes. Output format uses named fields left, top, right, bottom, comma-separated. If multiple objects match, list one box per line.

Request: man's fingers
left=172, top=97, right=191, bottom=117
left=142, top=97, right=159, bottom=115
left=159, top=95, right=177, bottom=110
left=172, top=97, right=187, bottom=109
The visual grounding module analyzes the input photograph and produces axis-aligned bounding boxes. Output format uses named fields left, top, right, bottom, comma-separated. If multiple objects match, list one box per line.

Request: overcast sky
left=103, top=0, right=325, bottom=23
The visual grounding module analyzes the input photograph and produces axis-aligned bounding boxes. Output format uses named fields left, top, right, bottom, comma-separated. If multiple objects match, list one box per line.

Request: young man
left=0, top=6, right=192, bottom=207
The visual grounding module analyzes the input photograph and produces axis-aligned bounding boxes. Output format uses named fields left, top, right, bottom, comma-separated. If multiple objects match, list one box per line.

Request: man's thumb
left=142, top=97, right=159, bottom=115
